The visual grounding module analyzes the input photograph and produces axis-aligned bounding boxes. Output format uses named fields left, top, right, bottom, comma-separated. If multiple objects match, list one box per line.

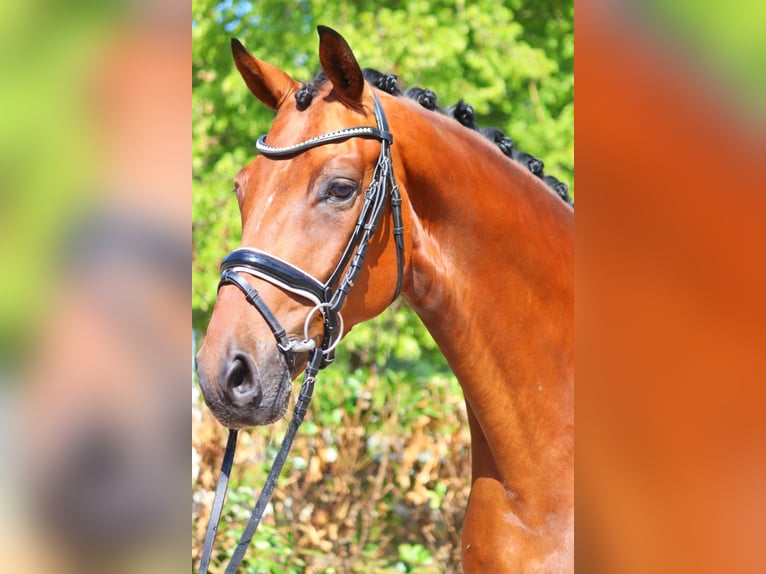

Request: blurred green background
left=192, top=1, right=572, bottom=571
left=0, top=3, right=106, bottom=367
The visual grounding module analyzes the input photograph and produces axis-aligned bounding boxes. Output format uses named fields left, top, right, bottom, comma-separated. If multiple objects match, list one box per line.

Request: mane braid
left=404, top=87, right=439, bottom=111
left=295, top=69, right=572, bottom=206
left=543, top=175, right=570, bottom=203
left=295, top=82, right=317, bottom=111
left=448, top=100, right=477, bottom=130
left=512, top=150, right=544, bottom=177
left=294, top=71, right=327, bottom=111
left=363, top=69, right=401, bottom=96
left=479, top=127, right=515, bottom=158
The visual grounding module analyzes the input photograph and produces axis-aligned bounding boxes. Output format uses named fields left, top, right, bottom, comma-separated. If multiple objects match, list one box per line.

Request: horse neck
left=393, top=100, right=574, bottom=515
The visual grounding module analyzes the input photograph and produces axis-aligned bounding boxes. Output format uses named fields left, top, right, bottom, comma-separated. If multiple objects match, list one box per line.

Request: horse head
left=196, top=27, right=407, bottom=429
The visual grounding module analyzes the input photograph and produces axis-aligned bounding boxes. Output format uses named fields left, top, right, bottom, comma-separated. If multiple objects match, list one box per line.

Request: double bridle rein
left=198, top=92, right=404, bottom=573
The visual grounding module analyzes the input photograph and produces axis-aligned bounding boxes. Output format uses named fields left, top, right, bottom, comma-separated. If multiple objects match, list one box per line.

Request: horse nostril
left=224, top=355, right=262, bottom=407
left=229, top=359, right=246, bottom=388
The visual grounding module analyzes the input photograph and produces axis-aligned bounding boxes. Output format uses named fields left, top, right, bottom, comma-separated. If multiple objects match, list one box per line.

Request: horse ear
left=317, top=26, right=364, bottom=105
left=231, top=38, right=299, bottom=110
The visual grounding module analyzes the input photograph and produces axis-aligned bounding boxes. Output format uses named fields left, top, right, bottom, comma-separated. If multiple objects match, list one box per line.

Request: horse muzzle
left=196, top=345, right=292, bottom=429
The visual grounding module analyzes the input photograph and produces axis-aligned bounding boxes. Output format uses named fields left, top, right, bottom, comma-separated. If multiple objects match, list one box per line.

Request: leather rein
left=198, top=92, right=403, bottom=573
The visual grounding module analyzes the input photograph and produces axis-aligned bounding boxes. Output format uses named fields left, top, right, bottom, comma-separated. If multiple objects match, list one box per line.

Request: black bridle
left=198, top=92, right=404, bottom=573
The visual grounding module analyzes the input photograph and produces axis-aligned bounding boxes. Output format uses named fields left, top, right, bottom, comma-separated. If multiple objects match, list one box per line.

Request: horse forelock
left=292, top=69, right=573, bottom=207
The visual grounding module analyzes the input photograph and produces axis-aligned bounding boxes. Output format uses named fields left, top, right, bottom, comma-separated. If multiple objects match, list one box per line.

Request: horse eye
left=326, top=181, right=357, bottom=201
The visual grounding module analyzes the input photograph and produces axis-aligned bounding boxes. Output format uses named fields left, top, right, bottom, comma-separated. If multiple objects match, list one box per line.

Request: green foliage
left=192, top=0, right=574, bottom=328
left=193, top=1, right=572, bottom=570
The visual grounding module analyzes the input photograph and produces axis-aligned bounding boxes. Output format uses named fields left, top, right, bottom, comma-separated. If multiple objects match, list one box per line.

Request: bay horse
left=196, top=26, right=573, bottom=572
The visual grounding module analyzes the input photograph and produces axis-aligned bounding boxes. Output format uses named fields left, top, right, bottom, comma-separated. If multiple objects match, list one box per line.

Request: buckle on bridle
left=277, top=338, right=316, bottom=355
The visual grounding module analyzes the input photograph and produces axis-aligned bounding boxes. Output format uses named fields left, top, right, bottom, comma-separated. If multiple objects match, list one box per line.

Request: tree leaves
left=192, top=1, right=574, bottom=329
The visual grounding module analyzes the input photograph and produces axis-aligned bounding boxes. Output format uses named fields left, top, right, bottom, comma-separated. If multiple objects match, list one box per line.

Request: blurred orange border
left=576, top=2, right=766, bottom=572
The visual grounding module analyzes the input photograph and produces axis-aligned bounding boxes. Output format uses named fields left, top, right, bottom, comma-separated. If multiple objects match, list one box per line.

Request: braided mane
left=293, top=70, right=573, bottom=207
